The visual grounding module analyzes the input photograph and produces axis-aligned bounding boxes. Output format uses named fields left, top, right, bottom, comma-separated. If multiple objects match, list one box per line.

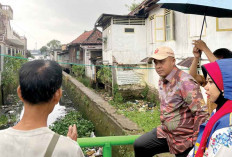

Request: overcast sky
left=1, top=0, right=138, bottom=50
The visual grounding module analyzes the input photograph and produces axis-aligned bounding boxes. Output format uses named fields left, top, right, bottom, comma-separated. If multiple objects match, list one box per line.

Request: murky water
left=19, top=102, right=67, bottom=126
left=0, top=89, right=75, bottom=129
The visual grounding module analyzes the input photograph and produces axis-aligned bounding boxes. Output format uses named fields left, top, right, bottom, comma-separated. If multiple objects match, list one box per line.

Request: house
left=57, top=44, right=70, bottom=67
left=0, top=3, right=27, bottom=83
left=50, top=48, right=61, bottom=62
left=67, top=28, right=102, bottom=81
left=96, top=0, right=232, bottom=90
left=95, top=14, right=148, bottom=88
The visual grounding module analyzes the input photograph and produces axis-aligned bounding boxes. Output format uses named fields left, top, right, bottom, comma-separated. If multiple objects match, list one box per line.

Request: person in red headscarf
left=187, top=58, right=232, bottom=157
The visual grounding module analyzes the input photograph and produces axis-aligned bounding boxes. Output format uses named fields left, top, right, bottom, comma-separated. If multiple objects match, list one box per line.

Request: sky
left=1, top=0, right=138, bottom=50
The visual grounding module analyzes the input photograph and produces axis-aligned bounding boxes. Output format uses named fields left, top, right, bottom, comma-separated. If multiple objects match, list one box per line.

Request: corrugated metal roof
left=177, top=57, right=194, bottom=68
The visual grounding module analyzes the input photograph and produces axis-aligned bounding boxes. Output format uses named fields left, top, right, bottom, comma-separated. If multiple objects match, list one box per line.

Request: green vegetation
left=109, top=84, right=160, bottom=132
left=1, top=54, right=27, bottom=91
left=40, top=46, right=48, bottom=54
left=79, top=77, right=92, bottom=88
left=8, top=115, right=17, bottom=124
left=71, top=65, right=92, bottom=88
left=72, top=65, right=85, bottom=78
left=111, top=100, right=161, bottom=132
left=125, top=0, right=143, bottom=11
left=97, top=66, right=112, bottom=85
left=113, top=84, right=123, bottom=103
left=46, top=39, right=61, bottom=50
left=121, top=109, right=160, bottom=132
left=50, top=111, right=94, bottom=138
left=0, top=115, right=8, bottom=127
left=141, top=84, right=149, bottom=99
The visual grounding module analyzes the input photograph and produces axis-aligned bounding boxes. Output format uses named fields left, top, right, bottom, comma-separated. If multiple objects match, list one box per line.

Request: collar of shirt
left=161, top=67, right=178, bottom=84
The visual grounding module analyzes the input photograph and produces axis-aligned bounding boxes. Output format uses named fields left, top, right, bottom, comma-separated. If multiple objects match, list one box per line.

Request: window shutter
left=164, top=9, right=175, bottom=41
left=155, top=15, right=165, bottom=42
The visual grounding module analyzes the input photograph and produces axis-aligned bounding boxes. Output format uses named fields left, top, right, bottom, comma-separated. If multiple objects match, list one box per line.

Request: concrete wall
left=102, top=21, right=147, bottom=65
left=111, top=24, right=147, bottom=64
left=62, top=72, right=141, bottom=156
left=84, top=50, right=92, bottom=79
left=102, top=25, right=113, bottom=64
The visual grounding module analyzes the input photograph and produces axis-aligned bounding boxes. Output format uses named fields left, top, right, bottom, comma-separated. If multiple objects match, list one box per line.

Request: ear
left=172, top=57, right=176, bottom=66
left=52, top=88, right=62, bottom=104
left=17, top=86, right=24, bottom=102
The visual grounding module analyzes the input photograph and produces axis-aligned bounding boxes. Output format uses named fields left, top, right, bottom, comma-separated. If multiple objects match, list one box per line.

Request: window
left=124, top=28, right=134, bottom=33
left=113, top=18, right=145, bottom=25
left=165, top=9, right=174, bottom=41
left=216, top=18, right=232, bottom=31
left=155, top=15, right=165, bottom=41
left=154, top=9, right=174, bottom=42
left=8, top=48, right=11, bottom=55
left=76, top=50, right=80, bottom=59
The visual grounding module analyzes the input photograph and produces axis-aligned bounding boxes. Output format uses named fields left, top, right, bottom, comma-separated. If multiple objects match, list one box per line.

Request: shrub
left=96, top=66, right=112, bottom=85
left=72, top=65, right=85, bottom=78
left=1, top=54, right=27, bottom=91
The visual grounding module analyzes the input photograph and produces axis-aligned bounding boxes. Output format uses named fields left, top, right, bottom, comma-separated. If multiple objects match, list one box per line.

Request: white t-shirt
left=0, top=127, right=84, bottom=157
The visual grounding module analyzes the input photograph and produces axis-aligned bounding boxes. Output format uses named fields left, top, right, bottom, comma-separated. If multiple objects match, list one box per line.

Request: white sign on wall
left=116, top=70, right=142, bottom=85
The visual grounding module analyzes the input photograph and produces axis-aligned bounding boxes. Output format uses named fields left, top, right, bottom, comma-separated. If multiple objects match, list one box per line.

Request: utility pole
left=35, top=42, right=37, bottom=50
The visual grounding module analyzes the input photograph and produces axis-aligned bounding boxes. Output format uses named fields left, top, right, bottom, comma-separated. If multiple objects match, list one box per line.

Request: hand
left=192, top=46, right=201, bottom=58
left=67, top=124, right=78, bottom=141
left=192, top=40, right=208, bottom=52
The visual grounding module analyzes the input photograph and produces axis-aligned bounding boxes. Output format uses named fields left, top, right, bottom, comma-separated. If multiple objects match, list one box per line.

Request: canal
left=0, top=89, right=77, bottom=129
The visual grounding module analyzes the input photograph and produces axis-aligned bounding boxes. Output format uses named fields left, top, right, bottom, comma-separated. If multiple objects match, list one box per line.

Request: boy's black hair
left=19, top=60, right=62, bottom=104
left=213, top=48, right=232, bottom=59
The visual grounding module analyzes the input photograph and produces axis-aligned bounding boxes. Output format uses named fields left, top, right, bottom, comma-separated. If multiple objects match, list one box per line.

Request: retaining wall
left=62, top=72, right=141, bottom=157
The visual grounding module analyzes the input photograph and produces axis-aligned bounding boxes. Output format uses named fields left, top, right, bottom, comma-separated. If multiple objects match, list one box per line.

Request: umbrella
left=157, top=0, right=232, bottom=39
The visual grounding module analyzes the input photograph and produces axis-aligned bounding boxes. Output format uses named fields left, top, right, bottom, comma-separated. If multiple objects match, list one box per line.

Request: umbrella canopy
left=158, top=0, right=232, bottom=39
left=157, top=0, right=232, bottom=17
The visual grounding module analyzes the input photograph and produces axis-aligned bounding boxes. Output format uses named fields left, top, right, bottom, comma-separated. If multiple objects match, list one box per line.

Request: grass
left=110, top=100, right=161, bottom=132
left=121, top=109, right=160, bottom=132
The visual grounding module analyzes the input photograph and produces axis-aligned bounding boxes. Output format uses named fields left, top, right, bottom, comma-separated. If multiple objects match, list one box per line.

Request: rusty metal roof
left=177, top=57, right=194, bottom=68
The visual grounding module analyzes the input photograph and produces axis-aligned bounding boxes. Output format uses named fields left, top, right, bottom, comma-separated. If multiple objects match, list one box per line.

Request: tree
left=46, top=39, right=61, bottom=50
left=26, top=50, right=34, bottom=58
left=40, top=46, right=48, bottom=55
left=125, top=0, right=142, bottom=11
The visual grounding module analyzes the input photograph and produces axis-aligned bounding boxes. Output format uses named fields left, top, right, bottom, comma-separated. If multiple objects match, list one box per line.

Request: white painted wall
left=102, top=24, right=113, bottom=65
left=111, top=24, right=147, bottom=64
left=102, top=20, right=147, bottom=65
left=85, top=50, right=92, bottom=79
